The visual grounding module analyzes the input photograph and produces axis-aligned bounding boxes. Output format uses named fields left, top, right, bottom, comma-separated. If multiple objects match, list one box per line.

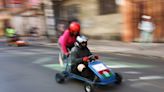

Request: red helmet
left=69, top=22, right=80, bottom=33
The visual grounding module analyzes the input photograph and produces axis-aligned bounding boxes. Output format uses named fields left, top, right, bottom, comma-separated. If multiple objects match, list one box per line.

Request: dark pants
left=71, top=62, right=95, bottom=80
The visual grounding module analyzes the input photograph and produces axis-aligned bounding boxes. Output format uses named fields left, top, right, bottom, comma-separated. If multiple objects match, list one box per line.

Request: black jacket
left=70, top=45, right=92, bottom=65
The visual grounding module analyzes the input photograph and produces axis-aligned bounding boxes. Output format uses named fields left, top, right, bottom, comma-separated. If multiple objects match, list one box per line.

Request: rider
left=70, top=35, right=98, bottom=80
left=5, top=26, right=18, bottom=42
left=58, top=22, right=80, bottom=58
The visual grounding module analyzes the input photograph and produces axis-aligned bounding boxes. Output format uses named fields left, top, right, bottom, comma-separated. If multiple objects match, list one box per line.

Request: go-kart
left=8, top=40, right=28, bottom=47
left=7, top=35, right=28, bottom=47
left=55, top=55, right=122, bottom=92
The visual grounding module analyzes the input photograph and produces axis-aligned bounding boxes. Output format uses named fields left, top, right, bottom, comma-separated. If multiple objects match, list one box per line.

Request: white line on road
left=106, top=65, right=151, bottom=68
left=107, top=65, right=132, bottom=68
left=128, top=75, right=164, bottom=81
left=33, top=57, right=54, bottom=64
left=139, top=76, right=164, bottom=80
left=123, top=71, right=142, bottom=74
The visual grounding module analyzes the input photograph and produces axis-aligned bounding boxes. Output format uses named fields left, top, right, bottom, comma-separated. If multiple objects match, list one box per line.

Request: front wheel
left=115, top=73, right=122, bottom=85
left=55, top=73, right=65, bottom=84
left=84, top=83, right=94, bottom=92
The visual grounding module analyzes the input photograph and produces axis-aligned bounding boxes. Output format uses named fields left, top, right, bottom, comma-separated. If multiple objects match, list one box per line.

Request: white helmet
left=142, top=15, right=151, bottom=20
left=76, top=35, right=88, bottom=48
left=77, top=35, right=88, bottom=43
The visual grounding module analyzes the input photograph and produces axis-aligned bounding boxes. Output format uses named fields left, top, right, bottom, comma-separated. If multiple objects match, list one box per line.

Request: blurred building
left=0, top=0, right=46, bottom=37
left=51, top=0, right=123, bottom=40
left=42, top=0, right=56, bottom=38
left=51, top=0, right=164, bottom=42
left=2, top=0, right=163, bottom=42
left=121, top=0, right=164, bottom=42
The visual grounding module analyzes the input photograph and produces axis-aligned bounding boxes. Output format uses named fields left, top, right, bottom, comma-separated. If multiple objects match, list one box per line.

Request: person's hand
left=94, top=55, right=99, bottom=59
left=82, top=56, right=89, bottom=62
left=65, top=53, right=70, bottom=57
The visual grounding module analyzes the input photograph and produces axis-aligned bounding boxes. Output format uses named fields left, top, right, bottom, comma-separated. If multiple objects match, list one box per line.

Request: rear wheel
left=84, top=83, right=94, bottom=92
left=115, top=73, right=122, bottom=85
left=55, top=73, right=65, bottom=84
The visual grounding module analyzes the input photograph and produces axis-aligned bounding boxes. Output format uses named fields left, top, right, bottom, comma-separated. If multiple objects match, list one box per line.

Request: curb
left=29, top=43, right=164, bottom=59
left=91, top=49, right=164, bottom=59
left=29, top=43, right=57, bottom=48
left=112, top=52, right=164, bottom=59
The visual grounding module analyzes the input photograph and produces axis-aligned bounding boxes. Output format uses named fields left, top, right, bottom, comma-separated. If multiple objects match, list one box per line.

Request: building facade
left=0, top=0, right=46, bottom=37
left=52, top=0, right=123, bottom=40
left=52, top=0, right=164, bottom=42
left=121, top=0, right=164, bottom=42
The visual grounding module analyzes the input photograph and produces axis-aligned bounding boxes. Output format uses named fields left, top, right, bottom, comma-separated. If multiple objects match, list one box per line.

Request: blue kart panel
left=56, top=50, right=122, bottom=92
left=61, top=58, right=119, bottom=86
left=88, top=61, right=117, bottom=85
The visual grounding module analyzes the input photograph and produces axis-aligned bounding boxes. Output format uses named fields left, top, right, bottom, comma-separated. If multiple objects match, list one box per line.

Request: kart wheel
left=62, top=71, right=68, bottom=78
left=115, top=73, right=122, bottom=85
left=55, top=73, right=65, bottom=84
left=84, top=83, right=94, bottom=92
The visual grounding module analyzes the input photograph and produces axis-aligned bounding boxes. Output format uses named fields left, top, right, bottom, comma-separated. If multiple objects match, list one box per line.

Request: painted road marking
left=42, top=62, right=153, bottom=72
left=130, top=82, right=151, bottom=87
left=28, top=49, right=59, bottom=54
left=101, top=57, right=154, bottom=68
left=3, top=50, right=57, bottom=55
left=105, top=62, right=153, bottom=68
left=41, top=55, right=155, bottom=70
left=107, top=65, right=152, bottom=68
left=43, top=64, right=65, bottom=71
left=4, top=50, right=37, bottom=55
left=139, top=76, right=164, bottom=80
left=123, top=71, right=142, bottom=74
left=41, top=56, right=154, bottom=70
left=33, top=57, right=55, bottom=64
left=89, top=45, right=132, bottom=53
left=114, top=53, right=133, bottom=57
left=128, top=76, right=164, bottom=81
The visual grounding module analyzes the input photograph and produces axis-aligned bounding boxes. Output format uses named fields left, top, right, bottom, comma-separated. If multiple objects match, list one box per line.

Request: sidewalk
left=88, top=40, right=164, bottom=59
left=0, top=37, right=164, bottom=58
left=28, top=38, right=164, bottom=59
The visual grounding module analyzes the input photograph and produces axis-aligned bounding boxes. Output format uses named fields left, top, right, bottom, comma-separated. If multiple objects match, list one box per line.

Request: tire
left=84, top=83, right=94, bottom=92
left=55, top=73, right=65, bottom=84
left=115, top=73, right=122, bottom=85
left=61, top=71, right=69, bottom=78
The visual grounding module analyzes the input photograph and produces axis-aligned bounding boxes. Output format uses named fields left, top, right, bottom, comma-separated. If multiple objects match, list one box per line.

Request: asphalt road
left=0, top=43, right=164, bottom=92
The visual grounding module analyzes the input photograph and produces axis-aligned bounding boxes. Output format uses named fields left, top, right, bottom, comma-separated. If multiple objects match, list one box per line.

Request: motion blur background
left=0, top=0, right=164, bottom=42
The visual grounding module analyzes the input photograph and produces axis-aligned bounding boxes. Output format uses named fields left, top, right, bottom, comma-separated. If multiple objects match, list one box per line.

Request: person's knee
left=77, top=64, right=86, bottom=72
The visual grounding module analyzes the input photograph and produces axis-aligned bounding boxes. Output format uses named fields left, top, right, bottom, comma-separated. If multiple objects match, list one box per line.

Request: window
left=67, top=4, right=79, bottom=19
left=99, top=0, right=118, bottom=15
left=59, top=4, right=79, bottom=19
left=0, top=0, right=4, bottom=8
left=60, top=4, right=80, bottom=24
